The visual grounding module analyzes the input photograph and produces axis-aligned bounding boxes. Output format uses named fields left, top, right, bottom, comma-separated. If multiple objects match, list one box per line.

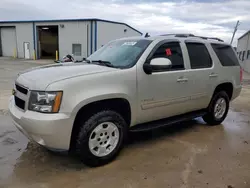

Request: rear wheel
left=75, top=110, right=127, bottom=167
left=202, top=91, right=229, bottom=126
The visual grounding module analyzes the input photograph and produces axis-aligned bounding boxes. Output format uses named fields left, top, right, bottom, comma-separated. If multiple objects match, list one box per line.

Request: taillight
left=240, top=68, right=243, bottom=83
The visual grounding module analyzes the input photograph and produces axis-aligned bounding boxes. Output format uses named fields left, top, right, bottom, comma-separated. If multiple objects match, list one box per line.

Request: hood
left=16, top=62, right=116, bottom=90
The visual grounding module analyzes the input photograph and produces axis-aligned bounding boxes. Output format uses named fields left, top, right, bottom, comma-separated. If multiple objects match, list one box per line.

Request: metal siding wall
left=0, top=23, right=34, bottom=59
left=0, top=20, right=140, bottom=59
left=96, top=21, right=141, bottom=50
left=35, top=21, right=90, bottom=60
left=237, top=35, right=250, bottom=73
left=16, top=23, right=34, bottom=59
left=90, top=21, right=93, bottom=55
left=89, top=21, right=96, bottom=55
left=95, top=21, right=97, bottom=51
left=0, top=27, right=17, bottom=57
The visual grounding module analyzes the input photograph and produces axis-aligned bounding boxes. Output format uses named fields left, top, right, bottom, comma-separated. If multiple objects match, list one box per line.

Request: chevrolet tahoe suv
left=9, top=34, right=242, bottom=167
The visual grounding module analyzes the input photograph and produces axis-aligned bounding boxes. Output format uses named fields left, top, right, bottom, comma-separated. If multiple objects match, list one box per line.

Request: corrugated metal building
left=237, top=30, right=250, bottom=73
left=0, top=18, right=142, bottom=60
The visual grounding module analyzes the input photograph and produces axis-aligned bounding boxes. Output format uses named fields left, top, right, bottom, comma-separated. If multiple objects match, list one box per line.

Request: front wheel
left=75, top=110, right=127, bottom=167
left=202, top=91, right=229, bottom=126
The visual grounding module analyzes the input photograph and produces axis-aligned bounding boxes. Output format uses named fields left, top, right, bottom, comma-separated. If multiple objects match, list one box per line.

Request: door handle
left=209, top=73, right=218, bottom=78
left=177, top=77, right=188, bottom=83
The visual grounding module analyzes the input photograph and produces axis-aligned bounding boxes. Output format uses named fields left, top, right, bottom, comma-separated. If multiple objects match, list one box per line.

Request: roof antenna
left=145, top=32, right=150, bottom=38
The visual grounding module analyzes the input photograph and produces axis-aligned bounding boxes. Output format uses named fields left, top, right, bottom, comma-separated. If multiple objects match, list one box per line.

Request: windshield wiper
left=91, top=60, right=115, bottom=67
left=82, top=58, right=91, bottom=63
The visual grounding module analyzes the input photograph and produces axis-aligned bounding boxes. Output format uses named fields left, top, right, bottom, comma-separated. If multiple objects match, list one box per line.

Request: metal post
left=13, top=48, right=17, bottom=58
left=230, top=20, right=240, bottom=45
left=33, top=49, right=36, bottom=60
left=56, top=50, right=59, bottom=61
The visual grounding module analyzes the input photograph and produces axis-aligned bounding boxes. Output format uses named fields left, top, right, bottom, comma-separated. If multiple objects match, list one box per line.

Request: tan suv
left=9, top=34, right=242, bottom=166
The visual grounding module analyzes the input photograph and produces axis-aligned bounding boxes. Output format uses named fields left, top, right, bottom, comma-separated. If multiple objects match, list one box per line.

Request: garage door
left=0, top=27, right=17, bottom=57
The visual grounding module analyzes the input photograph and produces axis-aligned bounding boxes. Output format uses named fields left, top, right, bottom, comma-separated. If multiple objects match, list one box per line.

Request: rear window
left=211, top=44, right=239, bottom=66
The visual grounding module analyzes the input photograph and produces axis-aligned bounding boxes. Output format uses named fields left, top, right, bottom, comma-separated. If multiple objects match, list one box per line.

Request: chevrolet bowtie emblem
left=12, top=89, right=16, bottom=95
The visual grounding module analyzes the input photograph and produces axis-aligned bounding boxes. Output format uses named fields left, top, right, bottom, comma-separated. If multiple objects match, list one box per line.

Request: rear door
left=183, top=42, right=218, bottom=110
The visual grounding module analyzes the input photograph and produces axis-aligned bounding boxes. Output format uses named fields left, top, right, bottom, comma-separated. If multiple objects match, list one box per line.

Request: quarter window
left=211, top=44, right=239, bottom=66
left=151, top=42, right=184, bottom=71
left=186, top=43, right=212, bottom=69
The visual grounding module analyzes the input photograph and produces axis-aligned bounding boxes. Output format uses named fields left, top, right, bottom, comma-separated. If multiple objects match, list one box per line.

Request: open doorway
left=37, top=25, right=58, bottom=59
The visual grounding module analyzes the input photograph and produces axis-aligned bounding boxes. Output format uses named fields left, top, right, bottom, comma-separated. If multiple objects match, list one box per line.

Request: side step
left=130, top=110, right=206, bottom=132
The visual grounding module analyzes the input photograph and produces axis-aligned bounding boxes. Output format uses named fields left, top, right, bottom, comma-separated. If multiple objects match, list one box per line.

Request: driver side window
left=151, top=42, right=185, bottom=71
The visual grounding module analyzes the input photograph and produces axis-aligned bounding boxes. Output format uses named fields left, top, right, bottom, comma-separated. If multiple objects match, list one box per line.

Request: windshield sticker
left=122, top=42, right=137, bottom=46
left=166, top=48, right=172, bottom=56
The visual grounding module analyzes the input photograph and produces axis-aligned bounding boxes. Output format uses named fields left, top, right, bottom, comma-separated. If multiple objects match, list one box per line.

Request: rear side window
left=211, top=44, right=239, bottom=66
left=186, top=43, right=212, bottom=69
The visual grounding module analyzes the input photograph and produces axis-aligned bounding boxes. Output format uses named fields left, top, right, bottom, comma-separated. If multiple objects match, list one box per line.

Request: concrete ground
left=243, top=70, right=250, bottom=81
left=0, top=58, right=250, bottom=188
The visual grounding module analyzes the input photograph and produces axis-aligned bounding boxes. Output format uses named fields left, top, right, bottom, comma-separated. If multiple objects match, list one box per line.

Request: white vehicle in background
left=9, top=34, right=242, bottom=167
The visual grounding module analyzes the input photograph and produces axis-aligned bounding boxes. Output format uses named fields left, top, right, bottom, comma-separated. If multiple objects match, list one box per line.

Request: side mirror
left=143, top=58, right=172, bottom=74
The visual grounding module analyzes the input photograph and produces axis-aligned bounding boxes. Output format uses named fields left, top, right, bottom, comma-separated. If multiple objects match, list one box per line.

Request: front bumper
left=9, top=96, right=74, bottom=150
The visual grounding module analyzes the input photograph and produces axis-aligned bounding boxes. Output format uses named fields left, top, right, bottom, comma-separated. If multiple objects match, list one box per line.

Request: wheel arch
left=213, top=82, right=233, bottom=100
left=69, top=97, right=132, bottom=151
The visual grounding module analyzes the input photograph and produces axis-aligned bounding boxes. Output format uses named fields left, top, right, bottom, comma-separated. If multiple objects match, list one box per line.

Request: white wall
left=0, top=23, right=34, bottom=59
left=35, top=21, right=90, bottom=60
left=237, top=33, right=250, bottom=73
left=96, top=21, right=142, bottom=51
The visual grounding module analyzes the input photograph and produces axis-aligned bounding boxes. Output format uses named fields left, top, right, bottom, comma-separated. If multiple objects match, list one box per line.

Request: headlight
left=28, top=91, right=63, bottom=113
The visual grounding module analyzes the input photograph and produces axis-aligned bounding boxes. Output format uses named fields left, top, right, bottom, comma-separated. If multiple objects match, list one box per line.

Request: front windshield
left=87, top=39, right=152, bottom=68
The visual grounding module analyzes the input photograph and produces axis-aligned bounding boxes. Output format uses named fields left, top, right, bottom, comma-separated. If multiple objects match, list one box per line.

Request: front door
left=24, top=42, right=30, bottom=59
left=137, top=41, right=194, bottom=124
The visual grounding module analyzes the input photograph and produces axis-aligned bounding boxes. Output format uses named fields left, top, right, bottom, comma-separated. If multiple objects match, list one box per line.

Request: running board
left=130, top=110, right=206, bottom=132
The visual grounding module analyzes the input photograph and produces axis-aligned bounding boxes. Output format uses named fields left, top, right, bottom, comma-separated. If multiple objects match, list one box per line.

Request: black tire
left=75, top=110, right=127, bottom=167
left=202, top=91, right=230, bottom=126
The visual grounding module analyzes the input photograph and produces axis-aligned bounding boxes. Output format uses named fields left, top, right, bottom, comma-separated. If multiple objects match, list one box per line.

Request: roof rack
left=195, top=36, right=224, bottom=42
left=160, top=33, right=194, bottom=37
left=160, top=33, right=224, bottom=42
